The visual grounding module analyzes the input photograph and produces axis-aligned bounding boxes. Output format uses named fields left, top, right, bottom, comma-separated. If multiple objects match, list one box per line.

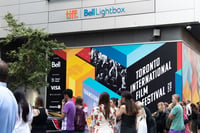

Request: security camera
left=186, top=25, right=192, bottom=31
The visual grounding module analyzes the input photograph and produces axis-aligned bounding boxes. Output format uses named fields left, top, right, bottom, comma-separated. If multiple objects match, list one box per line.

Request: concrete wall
left=52, top=26, right=182, bottom=46
left=0, top=0, right=48, bottom=37
left=52, top=26, right=200, bottom=53
left=181, top=28, right=200, bottom=54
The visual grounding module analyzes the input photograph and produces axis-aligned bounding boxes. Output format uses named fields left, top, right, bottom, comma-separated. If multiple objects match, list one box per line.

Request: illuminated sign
left=65, top=7, right=125, bottom=20
left=66, top=9, right=78, bottom=19
left=84, top=7, right=125, bottom=17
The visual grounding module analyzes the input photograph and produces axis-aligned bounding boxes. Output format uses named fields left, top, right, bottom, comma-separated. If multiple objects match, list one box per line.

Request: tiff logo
left=66, top=9, right=78, bottom=19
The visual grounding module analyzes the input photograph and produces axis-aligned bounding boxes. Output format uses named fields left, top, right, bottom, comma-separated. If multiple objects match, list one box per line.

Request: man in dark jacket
left=144, top=106, right=157, bottom=133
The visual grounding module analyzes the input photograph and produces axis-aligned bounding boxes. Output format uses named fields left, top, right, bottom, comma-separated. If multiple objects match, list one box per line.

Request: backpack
left=165, top=109, right=172, bottom=131
left=74, top=107, right=86, bottom=131
left=197, top=113, right=200, bottom=125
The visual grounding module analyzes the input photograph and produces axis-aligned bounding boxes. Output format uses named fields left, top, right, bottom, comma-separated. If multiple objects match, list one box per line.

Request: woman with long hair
left=74, top=96, right=88, bottom=133
left=117, top=91, right=138, bottom=133
left=31, top=96, right=48, bottom=133
left=90, top=92, right=116, bottom=133
left=13, top=90, right=33, bottom=133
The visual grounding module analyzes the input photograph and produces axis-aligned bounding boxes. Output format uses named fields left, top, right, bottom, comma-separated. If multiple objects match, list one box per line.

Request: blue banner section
left=94, top=43, right=165, bottom=68
left=83, top=83, right=99, bottom=114
left=126, top=43, right=164, bottom=67
left=83, top=77, right=121, bottom=114
left=83, top=77, right=121, bottom=98
left=175, top=69, right=182, bottom=100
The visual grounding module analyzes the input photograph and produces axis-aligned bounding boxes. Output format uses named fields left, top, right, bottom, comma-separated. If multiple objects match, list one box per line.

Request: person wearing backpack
left=74, top=96, right=87, bottom=133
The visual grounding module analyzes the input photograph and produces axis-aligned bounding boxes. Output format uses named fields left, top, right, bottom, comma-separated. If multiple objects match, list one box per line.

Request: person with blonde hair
left=154, top=102, right=167, bottom=133
left=158, top=102, right=166, bottom=112
left=136, top=101, right=147, bottom=133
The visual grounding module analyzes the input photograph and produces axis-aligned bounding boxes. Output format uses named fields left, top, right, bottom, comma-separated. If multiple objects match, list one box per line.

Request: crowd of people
left=0, top=59, right=200, bottom=133
left=61, top=89, right=200, bottom=133
left=0, top=60, right=48, bottom=133
left=152, top=98, right=200, bottom=133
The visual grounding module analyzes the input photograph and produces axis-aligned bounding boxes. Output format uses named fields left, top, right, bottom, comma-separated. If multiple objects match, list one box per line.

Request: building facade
left=0, top=0, right=200, bottom=46
left=1, top=0, right=200, bottom=111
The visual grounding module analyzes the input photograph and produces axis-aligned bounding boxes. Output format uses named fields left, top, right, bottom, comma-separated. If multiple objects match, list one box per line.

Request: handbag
left=184, top=118, right=189, bottom=124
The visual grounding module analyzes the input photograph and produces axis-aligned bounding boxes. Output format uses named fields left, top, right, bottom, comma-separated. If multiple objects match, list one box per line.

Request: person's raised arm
left=61, top=99, right=66, bottom=120
left=116, top=105, right=125, bottom=118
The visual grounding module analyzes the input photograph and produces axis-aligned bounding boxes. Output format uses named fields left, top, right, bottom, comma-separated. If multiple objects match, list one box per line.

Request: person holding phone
left=61, top=89, right=76, bottom=133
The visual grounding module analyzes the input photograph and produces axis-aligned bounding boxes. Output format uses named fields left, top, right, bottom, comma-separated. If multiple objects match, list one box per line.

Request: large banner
left=47, top=53, right=66, bottom=112
left=182, top=43, right=200, bottom=103
left=127, top=42, right=177, bottom=112
left=47, top=42, right=182, bottom=113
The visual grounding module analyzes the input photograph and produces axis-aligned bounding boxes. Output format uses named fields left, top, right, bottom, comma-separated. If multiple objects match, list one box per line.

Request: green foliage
left=0, top=13, right=65, bottom=92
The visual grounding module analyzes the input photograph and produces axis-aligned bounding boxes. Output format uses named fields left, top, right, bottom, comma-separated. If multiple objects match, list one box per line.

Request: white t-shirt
left=186, top=103, right=191, bottom=116
left=13, top=105, right=33, bottom=133
left=137, top=116, right=147, bottom=133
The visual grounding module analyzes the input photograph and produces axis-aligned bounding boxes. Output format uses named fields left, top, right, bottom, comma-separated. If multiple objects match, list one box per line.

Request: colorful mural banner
left=47, top=41, right=200, bottom=113
left=182, top=43, right=200, bottom=103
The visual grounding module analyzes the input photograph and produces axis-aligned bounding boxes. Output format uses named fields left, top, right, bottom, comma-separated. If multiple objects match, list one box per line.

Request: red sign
left=66, top=10, right=78, bottom=19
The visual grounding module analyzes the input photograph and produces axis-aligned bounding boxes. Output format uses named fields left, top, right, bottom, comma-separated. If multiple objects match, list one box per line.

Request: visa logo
left=51, top=85, right=61, bottom=90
